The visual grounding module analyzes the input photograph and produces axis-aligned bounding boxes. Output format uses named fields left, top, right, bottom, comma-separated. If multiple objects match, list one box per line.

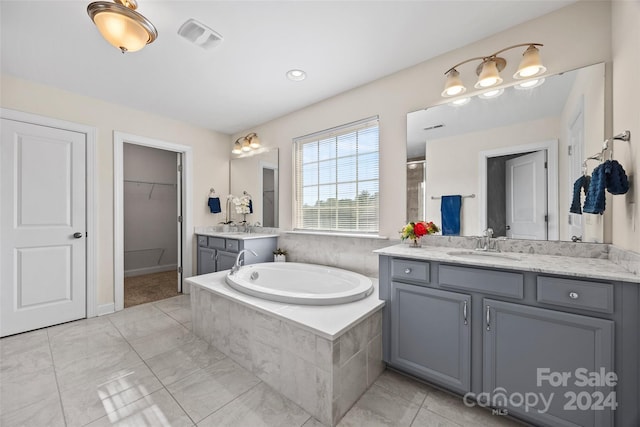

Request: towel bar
left=431, top=194, right=475, bottom=200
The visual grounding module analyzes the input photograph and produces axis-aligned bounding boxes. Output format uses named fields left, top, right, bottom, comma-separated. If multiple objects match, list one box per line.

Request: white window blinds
left=293, top=116, right=379, bottom=233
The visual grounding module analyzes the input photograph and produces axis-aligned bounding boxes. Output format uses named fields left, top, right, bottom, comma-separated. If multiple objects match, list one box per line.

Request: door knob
left=73, top=232, right=83, bottom=239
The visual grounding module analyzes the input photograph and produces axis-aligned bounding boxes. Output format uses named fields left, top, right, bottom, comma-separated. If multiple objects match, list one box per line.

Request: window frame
left=292, top=116, right=380, bottom=234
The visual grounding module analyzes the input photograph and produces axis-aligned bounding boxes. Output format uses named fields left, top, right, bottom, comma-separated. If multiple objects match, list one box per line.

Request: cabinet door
left=216, top=250, right=237, bottom=272
left=198, top=247, right=217, bottom=275
left=483, top=299, right=614, bottom=427
left=390, top=282, right=471, bottom=394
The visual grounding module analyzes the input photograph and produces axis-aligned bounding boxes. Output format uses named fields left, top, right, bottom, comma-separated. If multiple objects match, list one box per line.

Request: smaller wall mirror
left=230, top=148, right=279, bottom=227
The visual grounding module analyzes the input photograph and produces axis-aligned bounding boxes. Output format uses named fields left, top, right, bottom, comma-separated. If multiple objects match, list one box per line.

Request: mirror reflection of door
left=406, top=160, right=426, bottom=221
left=487, top=150, right=547, bottom=240
left=262, top=166, right=277, bottom=227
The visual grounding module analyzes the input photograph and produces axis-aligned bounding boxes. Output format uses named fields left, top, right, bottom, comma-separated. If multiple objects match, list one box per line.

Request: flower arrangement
left=272, top=248, right=288, bottom=256
left=233, top=195, right=251, bottom=214
left=273, top=248, right=287, bottom=262
left=400, top=221, right=440, bottom=247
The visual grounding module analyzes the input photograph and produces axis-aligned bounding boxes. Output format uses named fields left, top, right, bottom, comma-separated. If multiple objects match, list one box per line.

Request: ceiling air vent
left=177, top=19, right=223, bottom=50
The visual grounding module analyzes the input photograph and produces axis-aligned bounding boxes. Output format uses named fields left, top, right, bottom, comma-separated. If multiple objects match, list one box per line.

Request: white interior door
left=505, top=150, right=547, bottom=240
left=1, top=119, right=86, bottom=337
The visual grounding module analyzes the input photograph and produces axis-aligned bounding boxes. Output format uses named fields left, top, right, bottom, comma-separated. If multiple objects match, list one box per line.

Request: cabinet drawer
left=197, top=235, right=207, bottom=246
left=225, top=239, right=239, bottom=252
left=439, top=265, right=523, bottom=299
left=207, top=237, right=225, bottom=250
left=391, top=259, right=429, bottom=284
left=537, top=276, right=614, bottom=313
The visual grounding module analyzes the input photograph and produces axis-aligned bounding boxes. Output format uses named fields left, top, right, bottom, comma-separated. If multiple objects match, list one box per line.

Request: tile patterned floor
left=0, top=295, right=524, bottom=427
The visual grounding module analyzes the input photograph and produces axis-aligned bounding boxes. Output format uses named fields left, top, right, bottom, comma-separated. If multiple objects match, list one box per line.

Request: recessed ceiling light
left=286, top=69, right=306, bottom=81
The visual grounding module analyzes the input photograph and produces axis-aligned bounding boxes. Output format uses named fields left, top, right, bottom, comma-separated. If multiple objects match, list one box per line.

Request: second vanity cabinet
left=379, top=254, right=639, bottom=427
left=196, top=234, right=277, bottom=274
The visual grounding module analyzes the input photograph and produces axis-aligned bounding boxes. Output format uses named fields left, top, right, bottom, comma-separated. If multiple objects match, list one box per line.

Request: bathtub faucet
left=230, top=249, right=258, bottom=275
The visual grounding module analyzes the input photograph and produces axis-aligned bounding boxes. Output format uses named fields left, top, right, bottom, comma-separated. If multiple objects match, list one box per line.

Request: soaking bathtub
left=186, top=263, right=385, bottom=426
left=225, top=262, right=374, bottom=305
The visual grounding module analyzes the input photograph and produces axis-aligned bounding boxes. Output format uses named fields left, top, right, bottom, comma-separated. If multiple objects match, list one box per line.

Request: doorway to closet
left=114, top=132, right=193, bottom=312
left=123, top=143, right=181, bottom=307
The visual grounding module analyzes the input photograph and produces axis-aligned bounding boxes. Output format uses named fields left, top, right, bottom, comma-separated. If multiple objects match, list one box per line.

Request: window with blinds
left=293, top=117, right=379, bottom=233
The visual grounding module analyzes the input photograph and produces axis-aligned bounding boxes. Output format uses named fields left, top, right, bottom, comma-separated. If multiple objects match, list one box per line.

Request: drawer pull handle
left=404, top=268, right=411, bottom=274
left=569, top=292, right=579, bottom=300
left=486, top=305, right=491, bottom=331
left=463, top=301, right=468, bottom=325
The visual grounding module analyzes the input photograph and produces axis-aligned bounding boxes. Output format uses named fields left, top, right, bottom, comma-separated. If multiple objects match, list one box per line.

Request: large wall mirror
left=230, top=147, right=279, bottom=227
left=407, top=62, right=607, bottom=242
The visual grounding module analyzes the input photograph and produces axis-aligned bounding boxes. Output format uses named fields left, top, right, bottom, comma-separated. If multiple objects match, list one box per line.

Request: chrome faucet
left=230, top=249, right=257, bottom=275
left=476, top=228, right=494, bottom=251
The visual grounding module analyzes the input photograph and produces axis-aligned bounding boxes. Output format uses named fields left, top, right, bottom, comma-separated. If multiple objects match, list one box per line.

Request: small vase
left=409, top=237, right=421, bottom=248
left=274, top=254, right=286, bottom=262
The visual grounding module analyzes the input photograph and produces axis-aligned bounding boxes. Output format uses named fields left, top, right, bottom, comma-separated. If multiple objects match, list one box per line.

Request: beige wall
left=611, top=0, right=640, bottom=253
left=0, top=75, right=231, bottom=305
left=234, top=1, right=613, bottom=239
left=425, top=117, right=560, bottom=237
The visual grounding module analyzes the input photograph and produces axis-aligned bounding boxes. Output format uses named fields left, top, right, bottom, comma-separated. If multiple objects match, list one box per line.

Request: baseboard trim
left=124, top=264, right=177, bottom=278
left=97, top=303, right=115, bottom=316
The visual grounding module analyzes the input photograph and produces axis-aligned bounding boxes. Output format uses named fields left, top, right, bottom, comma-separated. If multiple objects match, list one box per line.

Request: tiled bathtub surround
left=189, top=274, right=385, bottom=426
left=277, top=233, right=391, bottom=277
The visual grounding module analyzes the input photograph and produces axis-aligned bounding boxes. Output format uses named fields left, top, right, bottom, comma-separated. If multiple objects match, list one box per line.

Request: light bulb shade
left=232, top=140, right=242, bottom=154
left=248, top=134, right=261, bottom=149
left=88, top=1, right=157, bottom=53
left=475, top=59, right=503, bottom=89
left=241, top=138, right=251, bottom=152
left=441, top=69, right=466, bottom=97
left=514, top=45, right=546, bottom=79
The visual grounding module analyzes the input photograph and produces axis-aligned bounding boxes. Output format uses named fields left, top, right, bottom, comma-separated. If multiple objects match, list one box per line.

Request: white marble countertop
left=195, top=227, right=278, bottom=240
left=186, top=271, right=384, bottom=340
left=374, top=244, right=640, bottom=284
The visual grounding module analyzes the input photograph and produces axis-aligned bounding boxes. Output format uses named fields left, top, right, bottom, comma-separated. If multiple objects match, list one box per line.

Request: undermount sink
left=447, top=250, right=520, bottom=261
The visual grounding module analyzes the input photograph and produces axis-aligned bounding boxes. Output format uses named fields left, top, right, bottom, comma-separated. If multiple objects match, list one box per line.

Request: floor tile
left=146, top=336, right=226, bottom=386
left=198, top=382, right=310, bottom=427
left=0, top=395, right=66, bottom=427
left=59, top=361, right=163, bottom=427
left=167, top=357, right=261, bottom=423
left=0, top=329, right=49, bottom=359
left=422, top=388, right=521, bottom=427
left=302, top=418, right=325, bottom=427
left=111, top=311, right=183, bottom=341
left=374, top=369, right=431, bottom=405
left=128, top=323, right=193, bottom=360
left=337, top=384, right=421, bottom=427
left=0, top=365, right=59, bottom=415
left=54, top=343, right=142, bottom=391
left=167, top=307, right=193, bottom=324
left=107, top=303, right=166, bottom=328
left=411, top=408, right=462, bottom=427
left=84, top=388, right=194, bottom=427
left=154, top=294, right=191, bottom=313
left=49, top=326, right=131, bottom=367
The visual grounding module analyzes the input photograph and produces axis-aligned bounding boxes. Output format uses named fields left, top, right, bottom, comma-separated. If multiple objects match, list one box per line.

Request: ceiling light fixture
left=286, top=69, right=307, bottom=81
left=233, top=133, right=261, bottom=155
left=87, top=0, right=158, bottom=53
left=441, top=43, right=545, bottom=98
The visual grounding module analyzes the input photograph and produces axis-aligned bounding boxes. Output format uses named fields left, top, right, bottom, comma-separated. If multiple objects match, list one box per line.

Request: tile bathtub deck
left=0, top=295, right=524, bottom=427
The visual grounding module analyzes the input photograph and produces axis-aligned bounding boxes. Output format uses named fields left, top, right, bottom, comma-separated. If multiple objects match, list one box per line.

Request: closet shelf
left=124, top=180, right=177, bottom=199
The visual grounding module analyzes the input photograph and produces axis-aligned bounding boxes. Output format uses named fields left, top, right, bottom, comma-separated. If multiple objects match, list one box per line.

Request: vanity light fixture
left=450, top=97, right=471, bottom=106
left=515, top=77, right=546, bottom=90
left=441, top=43, right=545, bottom=98
left=87, top=0, right=158, bottom=53
left=232, top=133, right=261, bottom=154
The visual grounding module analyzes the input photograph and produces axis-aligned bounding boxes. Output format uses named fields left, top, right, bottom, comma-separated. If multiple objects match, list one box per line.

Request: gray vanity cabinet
left=196, top=234, right=277, bottom=274
left=198, top=247, right=217, bottom=274
left=390, top=282, right=471, bottom=394
left=483, top=299, right=614, bottom=427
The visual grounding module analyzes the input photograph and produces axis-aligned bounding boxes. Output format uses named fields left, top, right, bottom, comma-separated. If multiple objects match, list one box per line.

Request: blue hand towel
left=441, top=195, right=462, bottom=235
left=570, top=175, right=590, bottom=215
left=208, top=197, right=222, bottom=214
left=605, top=160, right=629, bottom=195
left=583, top=164, right=606, bottom=215
left=248, top=199, right=253, bottom=214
